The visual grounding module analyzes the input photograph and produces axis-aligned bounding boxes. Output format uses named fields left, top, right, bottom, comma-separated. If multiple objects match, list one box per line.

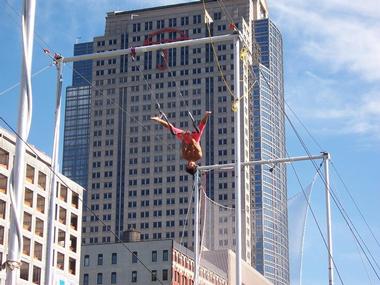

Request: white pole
left=194, top=170, right=200, bottom=284
left=197, top=154, right=326, bottom=172
left=44, top=60, right=64, bottom=285
left=324, top=153, right=334, bottom=285
left=6, top=1, right=36, bottom=284
left=233, top=36, right=242, bottom=285
left=63, top=34, right=236, bottom=63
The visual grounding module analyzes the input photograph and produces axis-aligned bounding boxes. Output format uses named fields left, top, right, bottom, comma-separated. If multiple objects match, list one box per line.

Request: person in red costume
left=151, top=111, right=211, bottom=175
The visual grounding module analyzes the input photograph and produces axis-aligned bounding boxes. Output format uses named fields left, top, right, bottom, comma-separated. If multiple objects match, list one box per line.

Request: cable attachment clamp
left=1, top=260, right=21, bottom=271
left=231, top=99, right=239, bottom=113
left=130, top=47, right=136, bottom=61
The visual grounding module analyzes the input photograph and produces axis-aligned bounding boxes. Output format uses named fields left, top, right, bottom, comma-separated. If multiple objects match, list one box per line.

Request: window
left=152, top=270, right=157, bottom=281
left=163, top=249, right=169, bottom=261
left=35, top=218, right=44, bottom=237
left=84, top=255, right=90, bottom=267
left=98, top=254, right=103, bottom=265
left=70, top=213, right=78, bottom=231
left=23, top=212, right=32, bottom=231
left=0, top=174, right=7, bottom=194
left=58, top=230, right=65, bottom=247
left=69, top=257, right=76, bottom=275
left=36, top=195, right=45, bottom=213
left=112, top=252, right=117, bottom=264
left=37, top=171, right=46, bottom=190
left=132, top=251, right=138, bottom=263
left=97, top=273, right=103, bottom=284
left=70, top=235, right=77, bottom=252
left=20, top=261, right=29, bottom=280
left=26, top=164, right=35, bottom=183
left=24, top=188, right=33, bottom=207
left=59, top=207, right=66, bottom=224
left=72, top=192, right=79, bottom=209
left=111, top=272, right=117, bottom=284
left=131, top=271, right=137, bottom=282
left=57, top=252, right=64, bottom=270
left=32, top=266, right=41, bottom=284
left=34, top=242, right=42, bottom=261
left=163, top=269, right=168, bottom=281
left=0, top=148, right=9, bottom=169
left=83, top=274, right=89, bottom=285
left=23, top=236, right=31, bottom=255
left=59, top=185, right=68, bottom=202
left=152, top=250, right=157, bottom=262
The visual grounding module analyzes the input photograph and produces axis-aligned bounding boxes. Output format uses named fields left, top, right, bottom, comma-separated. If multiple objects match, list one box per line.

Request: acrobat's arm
left=151, top=116, right=184, bottom=140
left=192, top=111, right=212, bottom=142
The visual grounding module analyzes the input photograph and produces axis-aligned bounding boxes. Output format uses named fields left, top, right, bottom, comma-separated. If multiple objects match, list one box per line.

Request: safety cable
left=287, top=155, right=346, bottom=285
left=283, top=102, right=380, bottom=280
left=179, top=187, right=194, bottom=246
left=0, top=64, right=52, bottom=97
left=198, top=2, right=378, bottom=281
left=0, top=116, right=166, bottom=285
left=159, top=51, right=201, bottom=133
left=7, top=0, right=376, bottom=280
left=2, top=0, right=59, bottom=60
left=129, top=52, right=180, bottom=136
left=268, top=64, right=380, bottom=279
left=66, top=56, right=179, bottom=153
left=201, top=0, right=235, bottom=100
left=201, top=0, right=261, bottom=108
left=285, top=100, right=380, bottom=256
left=330, top=161, right=380, bottom=249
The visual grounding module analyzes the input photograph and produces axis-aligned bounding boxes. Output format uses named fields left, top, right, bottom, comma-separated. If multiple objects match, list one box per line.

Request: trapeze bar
left=63, top=34, right=238, bottom=63
left=197, top=153, right=328, bottom=171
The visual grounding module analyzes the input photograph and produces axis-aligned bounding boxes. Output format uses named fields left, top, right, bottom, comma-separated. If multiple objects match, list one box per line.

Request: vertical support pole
left=45, top=60, right=64, bottom=285
left=6, top=1, right=36, bottom=284
left=324, top=153, right=334, bottom=285
left=194, top=170, right=200, bottom=285
left=233, top=36, right=242, bottom=285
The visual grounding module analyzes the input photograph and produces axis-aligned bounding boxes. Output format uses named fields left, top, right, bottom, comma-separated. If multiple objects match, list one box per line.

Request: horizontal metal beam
left=197, top=153, right=328, bottom=171
left=63, top=34, right=238, bottom=63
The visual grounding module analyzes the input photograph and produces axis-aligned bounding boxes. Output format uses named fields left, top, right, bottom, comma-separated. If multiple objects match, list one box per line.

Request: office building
left=63, top=1, right=288, bottom=284
left=80, top=236, right=273, bottom=285
left=62, top=42, right=93, bottom=205
left=0, top=128, right=83, bottom=284
left=251, top=19, right=288, bottom=284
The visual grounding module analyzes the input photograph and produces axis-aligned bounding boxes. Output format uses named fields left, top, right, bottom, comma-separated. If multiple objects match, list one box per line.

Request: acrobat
left=151, top=111, right=211, bottom=175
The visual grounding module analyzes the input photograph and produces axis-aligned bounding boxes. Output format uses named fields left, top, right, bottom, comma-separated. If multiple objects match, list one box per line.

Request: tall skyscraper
left=62, top=42, right=93, bottom=205
left=62, top=1, right=288, bottom=284
left=252, top=19, right=288, bottom=284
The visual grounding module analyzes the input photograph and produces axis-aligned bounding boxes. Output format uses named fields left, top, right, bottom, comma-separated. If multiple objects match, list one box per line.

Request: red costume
left=151, top=111, right=211, bottom=174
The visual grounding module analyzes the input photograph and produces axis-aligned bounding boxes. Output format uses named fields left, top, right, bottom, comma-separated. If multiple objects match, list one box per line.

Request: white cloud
left=272, top=0, right=380, bottom=82
left=272, top=0, right=380, bottom=143
left=288, top=86, right=380, bottom=141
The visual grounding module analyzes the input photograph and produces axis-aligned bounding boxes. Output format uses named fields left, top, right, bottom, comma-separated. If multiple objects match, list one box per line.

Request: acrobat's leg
left=197, top=111, right=212, bottom=135
left=150, top=116, right=185, bottom=138
left=188, top=111, right=200, bottom=133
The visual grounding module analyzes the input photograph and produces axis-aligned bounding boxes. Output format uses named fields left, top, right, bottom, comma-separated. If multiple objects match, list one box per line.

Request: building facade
left=0, top=128, right=83, bottom=284
left=251, top=19, right=288, bottom=284
left=62, top=42, right=93, bottom=205
left=81, top=238, right=273, bottom=285
left=63, top=1, right=288, bottom=284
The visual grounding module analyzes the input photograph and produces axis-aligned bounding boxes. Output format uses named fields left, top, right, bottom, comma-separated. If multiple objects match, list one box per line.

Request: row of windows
left=84, top=250, right=168, bottom=267
left=105, top=269, right=168, bottom=283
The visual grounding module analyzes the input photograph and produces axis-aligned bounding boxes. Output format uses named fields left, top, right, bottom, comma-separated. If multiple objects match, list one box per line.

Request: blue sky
left=0, top=0, right=379, bottom=284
